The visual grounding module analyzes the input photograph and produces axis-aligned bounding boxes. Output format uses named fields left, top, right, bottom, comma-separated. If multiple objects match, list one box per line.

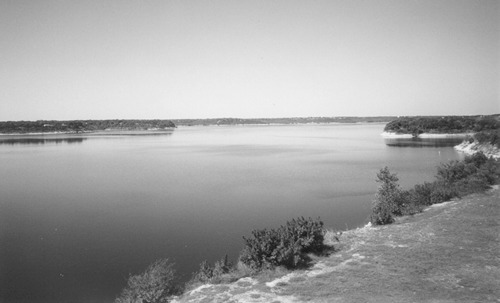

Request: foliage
left=370, top=167, right=401, bottom=225
left=239, top=217, right=325, bottom=270
left=115, top=259, right=178, bottom=303
left=408, top=182, right=434, bottom=206
left=0, top=119, right=176, bottom=134
left=384, top=115, right=499, bottom=136
left=428, top=182, right=458, bottom=204
left=436, top=160, right=477, bottom=184
left=190, top=255, right=232, bottom=285
left=370, top=152, right=500, bottom=224
left=171, top=116, right=397, bottom=126
left=473, top=129, right=500, bottom=148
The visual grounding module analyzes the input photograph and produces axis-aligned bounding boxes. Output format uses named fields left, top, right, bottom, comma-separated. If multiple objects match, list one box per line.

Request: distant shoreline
left=0, top=129, right=175, bottom=136
left=0, top=120, right=392, bottom=135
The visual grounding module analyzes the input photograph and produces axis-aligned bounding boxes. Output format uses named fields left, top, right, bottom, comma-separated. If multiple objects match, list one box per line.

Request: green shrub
left=429, top=182, right=458, bottom=204
left=476, top=157, right=500, bottom=185
left=474, top=130, right=500, bottom=148
left=239, top=217, right=325, bottom=270
left=454, top=175, right=491, bottom=196
left=212, top=255, right=232, bottom=280
left=410, top=182, right=435, bottom=206
left=436, top=161, right=476, bottom=184
left=464, top=151, right=489, bottom=168
left=394, top=189, right=426, bottom=216
left=192, top=260, right=213, bottom=284
left=115, top=259, right=178, bottom=303
left=434, top=152, right=496, bottom=198
left=189, top=255, right=233, bottom=285
left=370, top=155, right=499, bottom=225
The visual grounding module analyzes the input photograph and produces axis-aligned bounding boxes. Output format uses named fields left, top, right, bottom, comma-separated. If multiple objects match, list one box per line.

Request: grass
left=173, top=187, right=500, bottom=302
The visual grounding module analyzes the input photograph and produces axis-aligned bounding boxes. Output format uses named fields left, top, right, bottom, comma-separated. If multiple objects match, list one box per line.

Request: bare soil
left=173, top=187, right=500, bottom=303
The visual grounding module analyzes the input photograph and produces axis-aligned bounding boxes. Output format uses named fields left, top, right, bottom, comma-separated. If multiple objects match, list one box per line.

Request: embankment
left=173, top=187, right=500, bottom=302
left=455, top=141, right=500, bottom=159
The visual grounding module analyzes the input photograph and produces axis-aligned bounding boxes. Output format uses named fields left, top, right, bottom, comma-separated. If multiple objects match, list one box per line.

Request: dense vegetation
left=239, top=217, right=325, bottom=270
left=115, top=259, right=180, bottom=303
left=115, top=217, right=329, bottom=303
left=370, top=152, right=500, bottom=225
left=0, top=119, right=175, bottom=134
left=172, top=116, right=396, bottom=126
left=384, top=115, right=499, bottom=136
left=469, top=129, right=500, bottom=149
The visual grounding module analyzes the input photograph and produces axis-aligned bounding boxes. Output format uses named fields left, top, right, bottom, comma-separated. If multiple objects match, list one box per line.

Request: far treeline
left=384, top=114, right=500, bottom=136
left=0, top=119, right=176, bottom=134
left=0, top=116, right=396, bottom=134
left=171, top=116, right=397, bottom=126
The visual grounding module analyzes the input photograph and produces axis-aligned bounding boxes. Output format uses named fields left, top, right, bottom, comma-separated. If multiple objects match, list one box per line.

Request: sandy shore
left=381, top=131, right=471, bottom=138
left=380, top=132, right=413, bottom=138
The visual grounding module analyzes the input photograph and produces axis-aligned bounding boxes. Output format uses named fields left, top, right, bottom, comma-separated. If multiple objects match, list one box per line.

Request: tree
left=370, top=167, right=401, bottom=225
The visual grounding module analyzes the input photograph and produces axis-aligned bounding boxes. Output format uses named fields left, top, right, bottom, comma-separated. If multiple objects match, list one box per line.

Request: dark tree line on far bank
left=0, top=119, right=176, bottom=134
left=384, top=115, right=499, bottom=137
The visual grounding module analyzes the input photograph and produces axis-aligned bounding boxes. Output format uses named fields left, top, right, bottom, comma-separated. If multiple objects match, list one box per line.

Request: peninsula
left=0, top=119, right=176, bottom=134
left=382, top=114, right=499, bottom=137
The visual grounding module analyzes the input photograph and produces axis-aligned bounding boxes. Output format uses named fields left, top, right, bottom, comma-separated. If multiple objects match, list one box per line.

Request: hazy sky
left=1, top=0, right=498, bottom=120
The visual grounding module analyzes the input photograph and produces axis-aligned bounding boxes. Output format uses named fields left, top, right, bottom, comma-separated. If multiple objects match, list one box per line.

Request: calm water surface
left=0, top=124, right=464, bottom=302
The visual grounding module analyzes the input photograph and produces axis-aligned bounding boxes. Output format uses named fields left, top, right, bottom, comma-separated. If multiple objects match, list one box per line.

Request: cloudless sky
left=1, top=0, right=498, bottom=120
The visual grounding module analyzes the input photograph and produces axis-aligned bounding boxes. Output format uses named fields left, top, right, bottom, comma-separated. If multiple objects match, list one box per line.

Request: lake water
left=0, top=123, right=465, bottom=303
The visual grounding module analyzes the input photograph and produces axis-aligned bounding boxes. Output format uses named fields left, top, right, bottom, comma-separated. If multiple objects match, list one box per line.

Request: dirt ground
left=172, top=187, right=500, bottom=303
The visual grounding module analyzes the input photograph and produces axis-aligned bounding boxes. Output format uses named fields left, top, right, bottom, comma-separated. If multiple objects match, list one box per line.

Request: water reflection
left=385, top=137, right=464, bottom=147
left=0, top=131, right=173, bottom=145
left=0, top=137, right=87, bottom=145
left=90, top=131, right=174, bottom=137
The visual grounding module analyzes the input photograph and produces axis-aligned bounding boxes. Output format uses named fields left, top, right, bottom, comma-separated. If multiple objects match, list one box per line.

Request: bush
left=393, top=189, right=426, bottom=216
left=464, top=151, right=489, bottom=168
left=190, top=255, right=232, bottom=285
left=429, top=182, right=458, bottom=204
left=474, top=130, right=500, bottom=148
left=115, top=259, right=178, bottom=303
left=476, top=157, right=500, bottom=185
left=436, top=161, right=476, bottom=184
left=435, top=152, right=496, bottom=197
left=370, top=152, right=500, bottom=226
left=239, top=217, right=325, bottom=270
left=410, top=182, right=434, bottom=206
left=454, top=175, right=491, bottom=196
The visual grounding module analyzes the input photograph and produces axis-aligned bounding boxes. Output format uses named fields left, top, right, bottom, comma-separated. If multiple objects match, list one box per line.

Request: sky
left=0, top=0, right=498, bottom=121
